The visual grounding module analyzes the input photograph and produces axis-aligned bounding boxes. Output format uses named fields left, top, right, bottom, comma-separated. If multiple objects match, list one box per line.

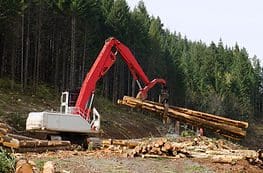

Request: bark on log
left=211, top=155, right=244, bottom=164
left=7, top=133, right=38, bottom=141
left=16, top=145, right=71, bottom=152
left=141, top=154, right=177, bottom=159
left=19, top=140, right=70, bottom=148
left=0, top=122, right=14, bottom=133
left=102, top=139, right=140, bottom=148
left=205, top=149, right=259, bottom=159
left=0, top=127, right=8, bottom=136
left=2, top=136, right=20, bottom=148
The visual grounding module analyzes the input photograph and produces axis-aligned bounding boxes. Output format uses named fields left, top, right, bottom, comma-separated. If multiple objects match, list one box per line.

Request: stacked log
left=0, top=122, right=71, bottom=152
left=118, top=96, right=248, bottom=139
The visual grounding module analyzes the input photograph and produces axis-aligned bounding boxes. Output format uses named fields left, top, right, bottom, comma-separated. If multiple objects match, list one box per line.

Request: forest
left=0, top=0, right=262, bottom=119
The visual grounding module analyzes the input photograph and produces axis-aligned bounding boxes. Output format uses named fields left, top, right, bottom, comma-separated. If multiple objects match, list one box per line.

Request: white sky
left=126, top=0, right=263, bottom=64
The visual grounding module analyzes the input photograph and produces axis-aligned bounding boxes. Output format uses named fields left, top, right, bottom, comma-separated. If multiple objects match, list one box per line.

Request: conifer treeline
left=0, top=0, right=262, bottom=118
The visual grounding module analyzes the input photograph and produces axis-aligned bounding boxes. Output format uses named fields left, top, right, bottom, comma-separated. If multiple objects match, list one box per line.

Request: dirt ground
left=1, top=91, right=263, bottom=172
left=23, top=149, right=263, bottom=173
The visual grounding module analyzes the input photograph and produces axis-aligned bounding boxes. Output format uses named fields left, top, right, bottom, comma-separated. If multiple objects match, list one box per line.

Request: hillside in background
left=0, top=82, right=165, bottom=139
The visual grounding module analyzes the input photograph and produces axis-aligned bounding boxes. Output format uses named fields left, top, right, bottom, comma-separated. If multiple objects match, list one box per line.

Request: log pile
left=0, top=123, right=71, bottom=152
left=103, top=137, right=263, bottom=167
left=118, top=96, right=249, bottom=139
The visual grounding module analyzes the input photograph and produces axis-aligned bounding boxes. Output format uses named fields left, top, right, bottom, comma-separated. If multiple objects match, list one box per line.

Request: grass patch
left=0, top=79, right=60, bottom=130
left=34, top=157, right=57, bottom=170
left=185, top=164, right=209, bottom=173
left=0, top=147, right=15, bottom=173
left=5, top=112, right=27, bottom=131
left=35, top=84, right=58, bottom=100
left=181, top=130, right=196, bottom=137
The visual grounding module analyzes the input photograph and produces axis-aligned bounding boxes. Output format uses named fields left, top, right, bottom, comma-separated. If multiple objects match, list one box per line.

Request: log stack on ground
left=0, top=122, right=71, bottom=152
left=118, top=96, right=248, bottom=139
left=101, top=137, right=263, bottom=167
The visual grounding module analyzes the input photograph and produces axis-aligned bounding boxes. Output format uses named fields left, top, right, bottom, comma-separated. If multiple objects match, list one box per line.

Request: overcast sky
left=126, top=0, right=263, bottom=64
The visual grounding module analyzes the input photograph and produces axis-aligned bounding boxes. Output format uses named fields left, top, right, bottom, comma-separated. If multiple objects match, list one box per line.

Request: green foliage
left=0, top=78, right=20, bottom=90
left=0, top=148, right=15, bottom=173
left=87, top=142, right=94, bottom=151
left=185, top=164, right=208, bottom=173
left=5, top=112, right=27, bottom=131
left=181, top=130, right=196, bottom=137
left=36, top=84, right=58, bottom=100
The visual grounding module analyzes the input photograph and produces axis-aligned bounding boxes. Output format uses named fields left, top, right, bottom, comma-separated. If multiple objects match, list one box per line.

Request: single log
left=0, top=122, right=14, bottom=133
left=141, top=146, right=147, bottom=153
left=16, top=145, right=71, bottom=153
left=19, top=140, right=48, bottom=148
left=7, top=133, right=38, bottom=141
left=2, top=136, right=20, bottom=148
left=15, top=159, right=33, bottom=173
left=0, top=123, right=9, bottom=129
left=47, top=140, right=70, bottom=146
left=141, top=154, right=177, bottom=159
left=134, top=146, right=142, bottom=154
left=162, top=142, right=172, bottom=152
left=0, top=127, right=8, bottom=136
left=149, top=147, right=162, bottom=155
left=43, top=161, right=55, bottom=173
left=102, top=139, right=140, bottom=148
left=19, top=140, right=71, bottom=148
left=230, top=149, right=259, bottom=159
left=211, top=155, right=243, bottom=164
left=258, top=149, right=263, bottom=160
left=155, top=138, right=166, bottom=147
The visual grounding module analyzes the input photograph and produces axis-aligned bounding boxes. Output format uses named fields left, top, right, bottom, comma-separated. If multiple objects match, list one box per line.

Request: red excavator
left=26, top=37, right=168, bottom=137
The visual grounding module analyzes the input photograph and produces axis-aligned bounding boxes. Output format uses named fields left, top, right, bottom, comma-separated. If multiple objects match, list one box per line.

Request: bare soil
left=24, top=150, right=263, bottom=173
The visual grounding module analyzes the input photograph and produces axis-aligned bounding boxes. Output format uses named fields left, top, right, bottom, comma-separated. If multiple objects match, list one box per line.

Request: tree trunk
left=24, top=8, right=30, bottom=90
left=1, top=39, right=6, bottom=77
left=70, top=14, right=76, bottom=89
left=11, top=40, right=16, bottom=90
left=132, top=78, right=136, bottom=97
left=127, top=72, right=131, bottom=96
left=103, top=74, right=109, bottom=97
left=81, top=26, right=87, bottom=82
left=34, top=3, right=42, bottom=92
left=21, top=12, right=24, bottom=91
left=54, top=32, right=61, bottom=89
left=112, top=62, right=119, bottom=103
left=62, top=42, right=66, bottom=90
left=119, top=61, right=125, bottom=97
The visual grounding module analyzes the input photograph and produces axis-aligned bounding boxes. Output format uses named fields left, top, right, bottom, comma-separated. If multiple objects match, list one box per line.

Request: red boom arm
left=75, top=37, right=166, bottom=119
